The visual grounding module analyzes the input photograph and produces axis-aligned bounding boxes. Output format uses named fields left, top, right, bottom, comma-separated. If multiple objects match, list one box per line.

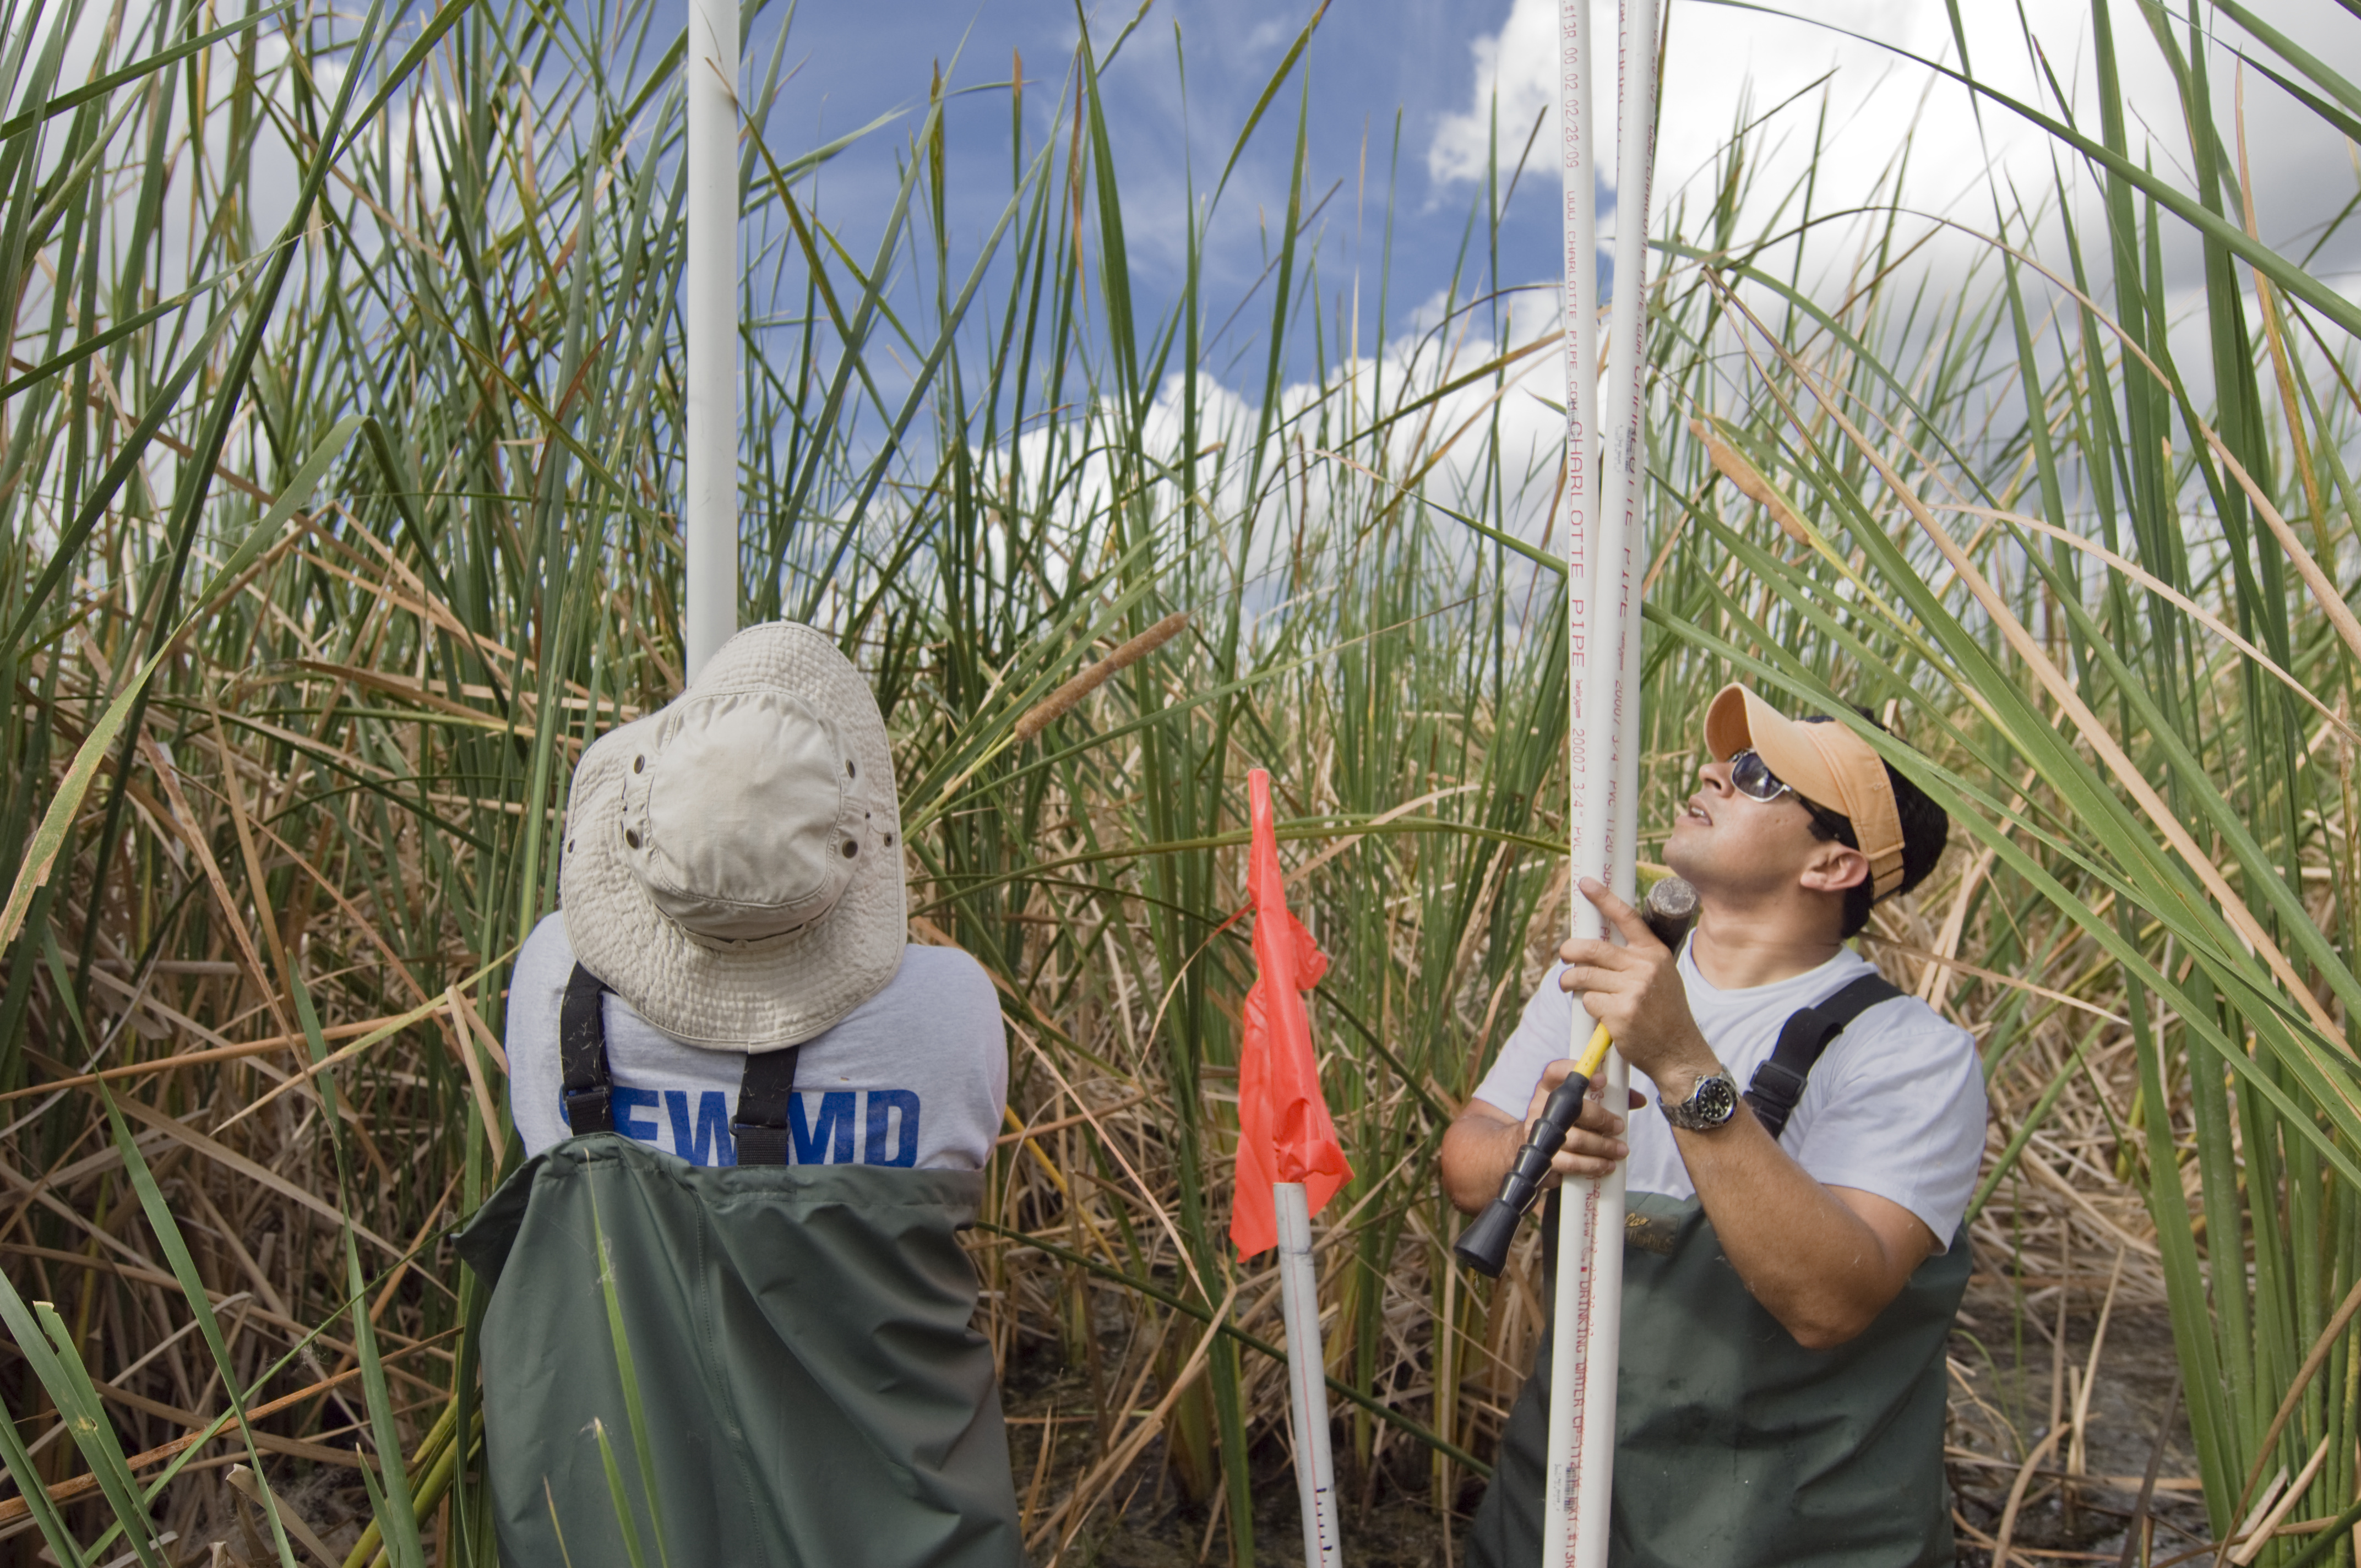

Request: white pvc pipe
left=1550, top=2, right=1657, bottom=1565
left=1275, top=1182, right=1343, bottom=1568
left=1606, top=0, right=1657, bottom=922
left=1545, top=0, right=1610, bottom=1561
left=683, top=0, right=738, bottom=682
left=1568, top=3, right=1662, bottom=1567
left=1607, top=0, right=1658, bottom=908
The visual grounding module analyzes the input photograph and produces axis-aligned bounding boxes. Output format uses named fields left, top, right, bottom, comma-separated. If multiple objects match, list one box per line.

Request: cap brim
left=1704, top=684, right=1837, bottom=803
left=1702, top=683, right=1907, bottom=900
left=558, top=624, right=906, bottom=1050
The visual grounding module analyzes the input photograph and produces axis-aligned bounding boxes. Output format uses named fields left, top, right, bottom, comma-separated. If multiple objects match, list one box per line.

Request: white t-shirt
left=506, top=912, right=1008, bottom=1170
left=1472, top=940, right=1987, bottom=1246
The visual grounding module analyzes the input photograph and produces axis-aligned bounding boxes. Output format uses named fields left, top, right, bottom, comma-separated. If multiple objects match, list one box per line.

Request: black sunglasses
left=1728, top=749, right=1793, bottom=803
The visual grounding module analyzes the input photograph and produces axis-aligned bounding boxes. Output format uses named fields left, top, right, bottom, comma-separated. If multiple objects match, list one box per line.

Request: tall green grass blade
left=587, top=1185, right=672, bottom=1568
left=345, top=1230, right=424, bottom=1568
left=591, top=1420, right=652, bottom=1568
left=0, top=1287, right=166, bottom=1568
left=0, top=1365, right=89, bottom=1567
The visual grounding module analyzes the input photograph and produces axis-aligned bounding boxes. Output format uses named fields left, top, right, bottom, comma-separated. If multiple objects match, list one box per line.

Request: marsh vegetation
left=1, top=1, right=2358, bottom=1564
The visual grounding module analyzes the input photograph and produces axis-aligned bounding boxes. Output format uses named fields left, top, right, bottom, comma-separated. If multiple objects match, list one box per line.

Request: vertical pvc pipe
left=1275, top=1183, right=1343, bottom=1568
left=1563, top=6, right=1661, bottom=1567
left=1606, top=0, right=1658, bottom=908
left=1546, top=0, right=1612, bottom=1563
left=683, top=0, right=738, bottom=682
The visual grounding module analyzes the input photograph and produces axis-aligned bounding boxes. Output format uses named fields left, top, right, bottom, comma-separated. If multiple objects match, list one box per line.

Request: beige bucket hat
left=1703, top=683, right=1906, bottom=901
left=559, top=623, right=905, bottom=1049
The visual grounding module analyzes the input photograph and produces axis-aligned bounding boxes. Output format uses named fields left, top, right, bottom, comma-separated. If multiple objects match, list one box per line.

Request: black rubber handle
left=1452, top=1068, right=1594, bottom=1277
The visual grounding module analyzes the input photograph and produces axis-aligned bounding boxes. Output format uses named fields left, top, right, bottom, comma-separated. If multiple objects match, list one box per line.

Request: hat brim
left=1703, top=683, right=1906, bottom=901
left=558, top=624, right=905, bottom=1050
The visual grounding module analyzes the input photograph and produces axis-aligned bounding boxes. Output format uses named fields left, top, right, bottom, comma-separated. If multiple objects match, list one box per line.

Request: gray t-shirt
left=507, top=912, right=1008, bottom=1170
left=1472, top=940, right=1987, bottom=1246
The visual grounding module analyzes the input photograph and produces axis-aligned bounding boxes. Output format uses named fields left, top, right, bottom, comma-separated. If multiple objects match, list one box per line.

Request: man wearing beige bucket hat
left=1445, top=684, right=1987, bottom=1567
left=455, top=623, right=1022, bottom=1568
left=501, top=620, right=1007, bottom=1170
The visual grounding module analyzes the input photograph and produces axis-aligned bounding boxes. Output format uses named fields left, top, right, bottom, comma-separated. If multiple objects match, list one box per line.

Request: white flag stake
left=683, top=0, right=739, bottom=680
left=1547, top=1, right=1657, bottom=1565
left=1276, top=1182, right=1343, bottom=1568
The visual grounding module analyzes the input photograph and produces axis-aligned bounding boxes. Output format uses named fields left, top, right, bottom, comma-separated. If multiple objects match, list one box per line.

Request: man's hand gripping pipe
left=1452, top=876, right=1698, bottom=1277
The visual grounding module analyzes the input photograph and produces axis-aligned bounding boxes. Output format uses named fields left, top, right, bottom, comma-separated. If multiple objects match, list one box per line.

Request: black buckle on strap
left=564, top=1084, right=613, bottom=1135
left=559, top=963, right=617, bottom=1136
left=733, top=1123, right=791, bottom=1166
left=1741, top=1062, right=1808, bottom=1138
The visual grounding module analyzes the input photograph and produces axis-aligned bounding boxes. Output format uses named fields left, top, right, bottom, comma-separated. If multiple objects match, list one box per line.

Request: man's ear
left=1798, top=839, right=1870, bottom=897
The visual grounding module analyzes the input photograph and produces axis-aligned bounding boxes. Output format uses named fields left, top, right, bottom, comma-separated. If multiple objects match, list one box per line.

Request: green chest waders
left=455, top=966, right=1022, bottom=1568
left=1467, top=975, right=1972, bottom=1568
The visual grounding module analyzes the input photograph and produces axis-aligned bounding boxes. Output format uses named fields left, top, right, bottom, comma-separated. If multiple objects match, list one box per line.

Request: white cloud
left=1431, top=0, right=1965, bottom=216
left=1427, top=0, right=2361, bottom=290
left=975, top=303, right=1579, bottom=635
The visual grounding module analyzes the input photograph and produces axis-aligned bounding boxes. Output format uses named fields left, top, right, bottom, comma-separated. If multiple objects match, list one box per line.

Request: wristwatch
left=1660, top=1066, right=1740, bottom=1132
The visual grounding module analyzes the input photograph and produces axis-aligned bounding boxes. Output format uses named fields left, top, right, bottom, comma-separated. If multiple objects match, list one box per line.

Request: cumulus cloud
left=1430, top=1, right=1967, bottom=214
left=1427, top=0, right=2361, bottom=288
left=974, top=302, right=1578, bottom=637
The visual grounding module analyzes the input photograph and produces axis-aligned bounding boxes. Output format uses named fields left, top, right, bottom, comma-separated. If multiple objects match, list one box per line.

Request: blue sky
left=739, top=0, right=2361, bottom=409
left=750, top=0, right=1566, bottom=390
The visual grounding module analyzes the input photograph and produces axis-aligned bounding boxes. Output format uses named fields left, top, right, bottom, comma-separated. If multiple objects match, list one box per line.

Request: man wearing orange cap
left=1444, top=684, right=1985, bottom=1567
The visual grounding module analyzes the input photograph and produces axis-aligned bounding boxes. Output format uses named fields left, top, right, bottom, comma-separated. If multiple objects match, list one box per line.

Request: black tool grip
left=1452, top=1068, right=1593, bottom=1277
left=1451, top=876, right=1698, bottom=1278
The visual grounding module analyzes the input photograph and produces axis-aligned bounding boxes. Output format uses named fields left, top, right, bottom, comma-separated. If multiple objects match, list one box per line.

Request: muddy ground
left=1944, top=1283, right=2213, bottom=1568
left=1003, top=1276, right=2213, bottom=1567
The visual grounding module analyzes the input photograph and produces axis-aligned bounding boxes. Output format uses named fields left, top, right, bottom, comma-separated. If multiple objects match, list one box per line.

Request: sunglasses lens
left=1731, top=750, right=1783, bottom=802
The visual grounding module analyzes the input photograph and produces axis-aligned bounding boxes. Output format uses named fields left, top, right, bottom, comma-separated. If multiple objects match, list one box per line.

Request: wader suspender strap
left=560, top=964, right=614, bottom=1134
left=1741, top=972, right=1903, bottom=1140
left=559, top=962, right=805, bottom=1163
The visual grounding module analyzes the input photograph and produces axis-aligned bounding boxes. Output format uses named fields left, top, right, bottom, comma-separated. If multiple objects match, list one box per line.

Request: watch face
left=1667, top=1074, right=1738, bottom=1130
left=1691, top=1075, right=1738, bottom=1126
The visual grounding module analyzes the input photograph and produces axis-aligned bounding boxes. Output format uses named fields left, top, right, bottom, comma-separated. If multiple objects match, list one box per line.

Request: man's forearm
left=1439, top=1110, right=1525, bottom=1215
left=1666, top=1104, right=1929, bottom=1348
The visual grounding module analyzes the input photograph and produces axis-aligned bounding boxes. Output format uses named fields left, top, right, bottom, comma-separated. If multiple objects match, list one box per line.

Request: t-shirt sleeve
left=909, top=946, right=1010, bottom=1171
left=504, top=912, right=576, bottom=1159
left=1470, top=963, right=1581, bottom=1118
left=1788, top=999, right=1988, bottom=1250
left=969, top=959, right=1010, bottom=1130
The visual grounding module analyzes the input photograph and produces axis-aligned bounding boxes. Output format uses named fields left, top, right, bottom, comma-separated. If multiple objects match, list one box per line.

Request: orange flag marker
left=1231, top=769, right=1352, bottom=1259
left=1233, top=767, right=1349, bottom=1566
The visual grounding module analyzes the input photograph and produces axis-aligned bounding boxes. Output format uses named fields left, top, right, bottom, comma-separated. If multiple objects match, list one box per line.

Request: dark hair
left=1796, top=711, right=1949, bottom=938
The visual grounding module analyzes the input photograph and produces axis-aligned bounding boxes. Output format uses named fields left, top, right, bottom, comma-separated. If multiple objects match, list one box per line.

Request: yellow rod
left=1574, top=1021, right=1613, bottom=1080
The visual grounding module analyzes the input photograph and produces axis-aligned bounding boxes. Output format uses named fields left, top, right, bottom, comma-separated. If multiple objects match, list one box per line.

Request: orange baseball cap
left=1703, top=683, right=1906, bottom=900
